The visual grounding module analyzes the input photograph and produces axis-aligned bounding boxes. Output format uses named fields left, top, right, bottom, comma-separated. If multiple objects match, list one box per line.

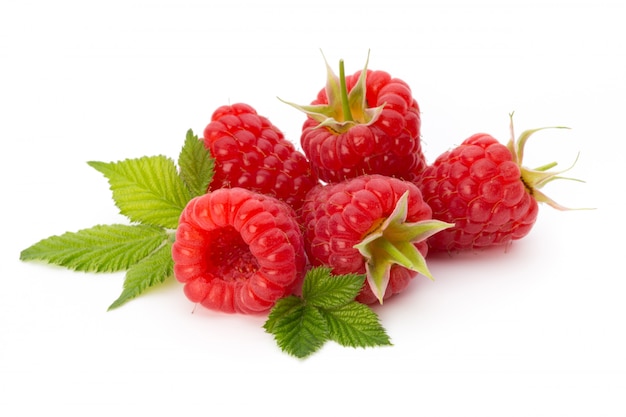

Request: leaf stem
left=377, top=239, right=412, bottom=269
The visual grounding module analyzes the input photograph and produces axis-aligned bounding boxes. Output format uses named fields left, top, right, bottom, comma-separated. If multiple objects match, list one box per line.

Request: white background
left=2, top=0, right=625, bottom=415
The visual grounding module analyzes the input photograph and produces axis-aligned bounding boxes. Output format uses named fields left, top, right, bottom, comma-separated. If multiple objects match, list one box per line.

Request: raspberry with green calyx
left=282, top=51, right=427, bottom=184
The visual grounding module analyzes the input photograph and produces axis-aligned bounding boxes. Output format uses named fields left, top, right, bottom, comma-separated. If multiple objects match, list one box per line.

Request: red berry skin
left=300, top=174, right=433, bottom=304
left=301, top=70, right=426, bottom=184
left=203, top=103, right=319, bottom=211
left=417, top=133, right=538, bottom=251
left=172, top=188, right=307, bottom=314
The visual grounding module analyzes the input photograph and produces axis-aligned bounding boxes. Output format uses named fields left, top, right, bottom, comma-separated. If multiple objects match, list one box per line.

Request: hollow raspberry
left=203, top=103, right=319, bottom=211
left=172, top=188, right=307, bottom=314
left=282, top=52, right=426, bottom=184
left=300, top=174, right=452, bottom=304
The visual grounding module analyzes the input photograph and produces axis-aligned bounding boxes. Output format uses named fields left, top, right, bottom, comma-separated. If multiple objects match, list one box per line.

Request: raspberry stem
left=339, top=59, right=354, bottom=123
left=376, top=240, right=415, bottom=270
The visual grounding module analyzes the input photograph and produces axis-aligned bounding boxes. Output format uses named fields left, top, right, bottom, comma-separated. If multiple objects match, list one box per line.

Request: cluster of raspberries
left=172, top=57, right=571, bottom=314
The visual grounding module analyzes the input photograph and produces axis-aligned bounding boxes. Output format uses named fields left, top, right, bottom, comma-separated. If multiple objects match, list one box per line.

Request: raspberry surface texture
left=284, top=54, right=426, bottom=184
left=417, top=120, right=576, bottom=252
left=300, top=174, right=450, bottom=304
left=418, top=133, right=536, bottom=250
left=172, top=188, right=307, bottom=314
left=203, top=103, right=319, bottom=211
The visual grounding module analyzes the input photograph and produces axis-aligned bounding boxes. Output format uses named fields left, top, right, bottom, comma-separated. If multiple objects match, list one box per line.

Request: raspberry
left=416, top=118, right=577, bottom=251
left=300, top=174, right=451, bottom=304
left=172, top=188, right=307, bottom=314
left=282, top=53, right=426, bottom=184
left=203, top=103, right=319, bottom=211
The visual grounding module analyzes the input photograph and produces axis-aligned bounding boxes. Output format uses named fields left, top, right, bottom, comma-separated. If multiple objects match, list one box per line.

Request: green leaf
left=264, top=267, right=391, bottom=359
left=178, top=129, right=214, bottom=197
left=302, top=267, right=365, bottom=308
left=108, top=241, right=174, bottom=310
left=88, top=156, right=191, bottom=229
left=20, top=224, right=168, bottom=273
left=321, top=302, right=392, bottom=348
left=265, top=300, right=329, bottom=359
left=263, top=295, right=304, bottom=334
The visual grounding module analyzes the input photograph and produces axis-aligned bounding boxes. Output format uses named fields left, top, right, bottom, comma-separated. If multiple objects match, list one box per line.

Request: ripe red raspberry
left=300, top=174, right=452, bottom=304
left=172, top=188, right=307, bottom=314
left=203, top=103, right=318, bottom=211
left=282, top=53, right=426, bottom=184
left=417, top=118, right=578, bottom=251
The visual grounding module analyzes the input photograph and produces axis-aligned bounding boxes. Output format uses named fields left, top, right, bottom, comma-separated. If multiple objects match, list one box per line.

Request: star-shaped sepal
left=280, top=50, right=385, bottom=134
left=353, top=191, right=454, bottom=304
left=506, top=114, right=588, bottom=211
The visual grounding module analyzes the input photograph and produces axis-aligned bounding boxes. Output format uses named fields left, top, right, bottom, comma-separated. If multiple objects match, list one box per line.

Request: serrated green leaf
left=178, top=129, right=214, bottom=198
left=264, top=266, right=392, bottom=359
left=19, top=224, right=168, bottom=273
left=108, top=241, right=174, bottom=310
left=302, top=267, right=365, bottom=308
left=263, top=295, right=304, bottom=334
left=265, top=299, right=329, bottom=359
left=321, top=302, right=392, bottom=348
left=88, top=156, right=191, bottom=229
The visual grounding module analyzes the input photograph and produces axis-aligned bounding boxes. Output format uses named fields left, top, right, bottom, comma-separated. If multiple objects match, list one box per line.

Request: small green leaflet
left=88, top=156, right=191, bottom=230
left=266, top=299, right=329, bottom=358
left=178, top=129, right=214, bottom=198
left=19, top=224, right=168, bottom=272
left=107, top=240, right=174, bottom=310
left=264, top=267, right=392, bottom=359
left=302, top=266, right=365, bottom=306
left=319, top=303, right=393, bottom=348
left=20, top=129, right=214, bottom=310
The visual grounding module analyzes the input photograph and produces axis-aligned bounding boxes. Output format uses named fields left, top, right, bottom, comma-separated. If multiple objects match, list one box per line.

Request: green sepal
left=506, top=113, right=590, bottom=211
left=354, top=191, right=454, bottom=304
left=279, top=50, right=385, bottom=134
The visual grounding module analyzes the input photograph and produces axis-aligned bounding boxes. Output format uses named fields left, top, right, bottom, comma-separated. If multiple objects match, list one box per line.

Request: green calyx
left=506, top=113, right=586, bottom=211
left=353, top=191, right=454, bottom=304
left=279, top=50, right=385, bottom=134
